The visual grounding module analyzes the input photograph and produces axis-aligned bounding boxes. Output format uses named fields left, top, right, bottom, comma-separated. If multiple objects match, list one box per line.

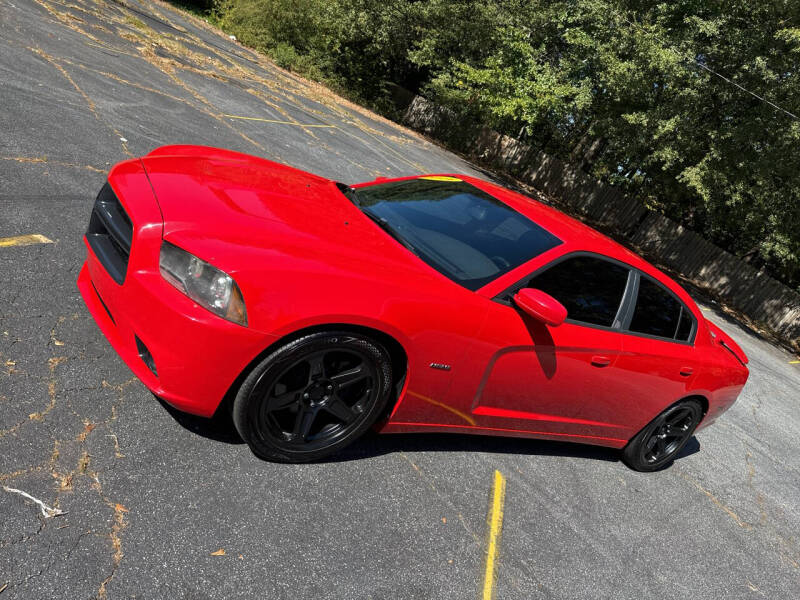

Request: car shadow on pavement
left=677, top=435, right=701, bottom=458
left=154, top=392, right=702, bottom=467
left=155, top=394, right=245, bottom=445
left=333, top=430, right=702, bottom=467
left=332, top=431, right=621, bottom=463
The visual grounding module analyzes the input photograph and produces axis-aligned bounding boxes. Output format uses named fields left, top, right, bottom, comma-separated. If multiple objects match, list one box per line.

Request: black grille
left=86, top=183, right=133, bottom=284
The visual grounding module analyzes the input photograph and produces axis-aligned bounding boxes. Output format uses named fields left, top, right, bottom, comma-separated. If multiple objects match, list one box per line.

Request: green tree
left=416, top=1, right=800, bottom=287
left=210, top=0, right=800, bottom=288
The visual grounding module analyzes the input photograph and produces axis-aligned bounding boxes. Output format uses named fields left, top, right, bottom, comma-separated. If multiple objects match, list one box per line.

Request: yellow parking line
left=482, top=470, right=507, bottom=600
left=0, top=234, right=53, bottom=248
left=222, top=114, right=335, bottom=128
left=790, top=360, right=800, bottom=364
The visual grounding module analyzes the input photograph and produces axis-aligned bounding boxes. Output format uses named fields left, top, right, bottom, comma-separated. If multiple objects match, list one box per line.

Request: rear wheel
left=232, top=332, right=392, bottom=462
left=622, top=399, right=703, bottom=472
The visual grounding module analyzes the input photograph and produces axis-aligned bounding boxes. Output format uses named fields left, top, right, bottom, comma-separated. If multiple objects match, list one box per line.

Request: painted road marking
left=0, top=234, right=53, bottom=248
left=420, top=175, right=462, bottom=182
left=223, top=114, right=335, bottom=128
left=482, top=470, right=507, bottom=600
left=790, top=360, right=800, bottom=364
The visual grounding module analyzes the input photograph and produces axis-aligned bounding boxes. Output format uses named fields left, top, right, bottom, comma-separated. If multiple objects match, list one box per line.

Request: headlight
left=159, top=241, right=247, bottom=326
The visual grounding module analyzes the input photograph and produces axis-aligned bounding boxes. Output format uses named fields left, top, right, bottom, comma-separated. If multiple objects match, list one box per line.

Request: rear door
left=614, top=273, right=700, bottom=432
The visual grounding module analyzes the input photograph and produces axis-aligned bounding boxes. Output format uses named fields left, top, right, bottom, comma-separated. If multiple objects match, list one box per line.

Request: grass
left=160, top=0, right=393, bottom=116
left=124, top=14, right=149, bottom=30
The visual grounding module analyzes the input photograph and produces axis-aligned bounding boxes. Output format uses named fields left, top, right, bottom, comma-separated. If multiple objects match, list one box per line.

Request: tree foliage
left=209, top=0, right=800, bottom=289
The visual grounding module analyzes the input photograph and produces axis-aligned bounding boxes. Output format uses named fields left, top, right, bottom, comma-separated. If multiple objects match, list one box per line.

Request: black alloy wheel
left=622, top=399, right=703, bottom=472
left=232, top=332, right=393, bottom=462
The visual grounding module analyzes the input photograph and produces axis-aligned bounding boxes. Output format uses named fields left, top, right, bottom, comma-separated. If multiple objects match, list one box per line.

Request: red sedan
left=78, top=145, right=749, bottom=471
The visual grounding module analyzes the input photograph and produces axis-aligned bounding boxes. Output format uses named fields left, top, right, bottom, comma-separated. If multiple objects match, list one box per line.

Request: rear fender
left=706, top=320, right=748, bottom=366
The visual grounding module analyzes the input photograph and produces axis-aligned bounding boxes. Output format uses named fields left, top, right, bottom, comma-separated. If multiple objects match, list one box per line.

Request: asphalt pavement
left=1, top=0, right=799, bottom=598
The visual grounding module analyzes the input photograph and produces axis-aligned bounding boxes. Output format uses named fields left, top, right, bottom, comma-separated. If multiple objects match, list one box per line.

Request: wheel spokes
left=330, top=364, right=367, bottom=388
left=260, top=346, right=379, bottom=448
left=324, top=397, right=357, bottom=423
left=269, top=390, right=299, bottom=411
left=644, top=410, right=696, bottom=462
left=307, top=354, right=326, bottom=383
left=664, top=424, right=686, bottom=439
left=666, top=409, right=690, bottom=427
left=293, top=406, right=318, bottom=440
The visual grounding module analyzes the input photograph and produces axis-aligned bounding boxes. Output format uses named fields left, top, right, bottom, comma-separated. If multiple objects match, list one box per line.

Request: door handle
left=591, top=356, right=611, bottom=367
left=680, top=367, right=694, bottom=377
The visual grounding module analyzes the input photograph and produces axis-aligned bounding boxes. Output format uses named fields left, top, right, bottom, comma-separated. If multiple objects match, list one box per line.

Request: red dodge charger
left=78, top=145, right=749, bottom=470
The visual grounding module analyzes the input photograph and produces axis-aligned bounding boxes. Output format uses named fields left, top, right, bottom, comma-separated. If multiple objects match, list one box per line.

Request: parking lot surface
left=1, top=0, right=799, bottom=598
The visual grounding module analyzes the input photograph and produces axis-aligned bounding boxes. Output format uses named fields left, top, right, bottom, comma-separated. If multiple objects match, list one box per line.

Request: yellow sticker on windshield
left=419, top=175, right=462, bottom=182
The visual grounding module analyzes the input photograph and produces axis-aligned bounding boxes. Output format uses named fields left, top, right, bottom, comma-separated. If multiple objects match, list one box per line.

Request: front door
left=457, top=253, right=640, bottom=444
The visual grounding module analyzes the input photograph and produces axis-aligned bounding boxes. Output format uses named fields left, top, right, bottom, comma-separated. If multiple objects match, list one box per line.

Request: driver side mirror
left=512, top=288, right=567, bottom=327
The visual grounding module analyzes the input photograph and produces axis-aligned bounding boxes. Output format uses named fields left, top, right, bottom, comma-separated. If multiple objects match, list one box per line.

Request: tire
left=232, top=331, right=393, bottom=463
left=622, top=399, right=703, bottom=472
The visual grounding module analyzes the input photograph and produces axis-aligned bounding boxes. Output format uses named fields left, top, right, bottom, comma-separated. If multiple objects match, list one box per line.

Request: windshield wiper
left=362, top=210, right=420, bottom=257
left=335, top=182, right=361, bottom=206
left=337, top=183, right=420, bottom=258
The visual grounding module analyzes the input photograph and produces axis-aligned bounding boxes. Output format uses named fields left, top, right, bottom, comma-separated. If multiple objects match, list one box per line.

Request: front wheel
left=622, top=399, right=703, bottom=472
left=232, top=332, right=393, bottom=463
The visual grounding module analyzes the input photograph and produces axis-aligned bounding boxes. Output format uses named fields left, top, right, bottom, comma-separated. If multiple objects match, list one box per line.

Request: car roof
left=355, top=173, right=647, bottom=267
left=354, top=173, right=698, bottom=311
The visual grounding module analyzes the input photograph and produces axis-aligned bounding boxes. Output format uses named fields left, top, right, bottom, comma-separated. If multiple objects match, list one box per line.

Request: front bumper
left=77, top=162, right=275, bottom=417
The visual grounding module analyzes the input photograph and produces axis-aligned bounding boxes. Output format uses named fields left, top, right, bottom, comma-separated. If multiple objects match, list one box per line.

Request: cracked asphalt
left=1, top=0, right=799, bottom=598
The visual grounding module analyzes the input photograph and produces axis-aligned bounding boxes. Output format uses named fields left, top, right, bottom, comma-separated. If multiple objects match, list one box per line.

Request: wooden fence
left=403, top=95, right=800, bottom=351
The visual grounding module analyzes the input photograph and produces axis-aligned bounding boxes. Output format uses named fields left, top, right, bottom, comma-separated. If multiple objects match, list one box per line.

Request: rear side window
left=629, top=277, right=694, bottom=341
left=528, top=256, right=630, bottom=327
left=675, top=309, right=694, bottom=341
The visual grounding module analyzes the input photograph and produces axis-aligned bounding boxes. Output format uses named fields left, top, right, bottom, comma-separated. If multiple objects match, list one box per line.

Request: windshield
left=352, top=177, right=562, bottom=290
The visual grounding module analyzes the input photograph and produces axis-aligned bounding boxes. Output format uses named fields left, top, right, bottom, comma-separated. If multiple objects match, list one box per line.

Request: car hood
left=141, top=146, right=352, bottom=234
left=138, top=145, right=428, bottom=276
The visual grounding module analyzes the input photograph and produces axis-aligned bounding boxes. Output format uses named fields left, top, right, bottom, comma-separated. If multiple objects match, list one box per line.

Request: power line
left=692, top=60, right=798, bottom=120
left=619, top=15, right=798, bottom=120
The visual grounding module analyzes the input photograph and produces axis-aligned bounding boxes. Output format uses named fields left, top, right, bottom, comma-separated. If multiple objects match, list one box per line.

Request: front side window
left=351, top=178, right=562, bottom=290
left=527, top=256, right=630, bottom=327
left=629, top=276, right=694, bottom=341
